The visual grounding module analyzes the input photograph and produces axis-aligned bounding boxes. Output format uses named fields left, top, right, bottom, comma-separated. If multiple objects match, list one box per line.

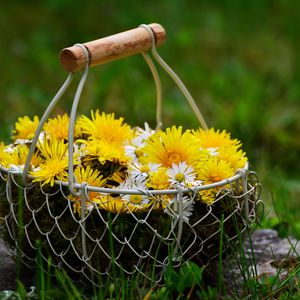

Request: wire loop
left=74, top=43, right=91, bottom=67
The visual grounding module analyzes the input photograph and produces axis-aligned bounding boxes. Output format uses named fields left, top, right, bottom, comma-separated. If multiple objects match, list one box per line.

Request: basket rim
left=0, top=162, right=249, bottom=196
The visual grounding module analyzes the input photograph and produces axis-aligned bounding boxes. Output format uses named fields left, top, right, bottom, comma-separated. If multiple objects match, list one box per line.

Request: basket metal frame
left=0, top=24, right=262, bottom=285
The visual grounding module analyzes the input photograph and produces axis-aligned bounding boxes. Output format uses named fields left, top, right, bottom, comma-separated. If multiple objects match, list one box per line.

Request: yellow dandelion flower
left=147, top=168, right=170, bottom=190
left=141, top=126, right=206, bottom=168
left=196, top=157, right=234, bottom=184
left=16, top=144, right=30, bottom=165
left=78, top=110, right=133, bottom=145
left=43, top=114, right=81, bottom=140
left=83, top=140, right=129, bottom=165
left=17, top=144, right=42, bottom=167
left=0, top=143, right=6, bottom=167
left=94, top=194, right=145, bottom=213
left=153, top=195, right=172, bottom=209
left=0, top=144, right=41, bottom=170
left=70, top=166, right=107, bottom=213
left=0, top=144, right=16, bottom=168
left=72, top=202, right=83, bottom=215
left=7, top=151, right=21, bottom=167
left=196, top=157, right=235, bottom=205
left=30, top=139, right=75, bottom=186
left=218, top=146, right=247, bottom=171
left=73, top=165, right=106, bottom=187
left=108, top=170, right=126, bottom=186
left=12, top=115, right=39, bottom=140
left=192, top=128, right=241, bottom=149
left=73, top=165, right=106, bottom=199
left=199, top=190, right=216, bottom=205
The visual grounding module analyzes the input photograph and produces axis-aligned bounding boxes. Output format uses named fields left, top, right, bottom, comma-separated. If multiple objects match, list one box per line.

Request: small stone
left=224, top=229, right=300, bottom=296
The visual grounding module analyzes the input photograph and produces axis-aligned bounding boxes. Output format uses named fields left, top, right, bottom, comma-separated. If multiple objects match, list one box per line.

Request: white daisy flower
left=15, top=131, right=46, bottom=145
left=117, top=175, right=146, bottom=190
left=164, top=196, right=194, bottom=223
left=32, top=166, right=41, bottom=172
left=74, top=143, right=86, bottom=159
left=132, top=122, right=155, bottom=147
left=128, top=162, right=160, bottom=181
left=117, top=176, right=150, bottom=206
left=167, top=162, right=196, bottom=187
left=124, top=144, right=139, bottom=162
left=4, top=145, right=15, bottom=153
left=8, top=164, right=25, bottom=174
left=187, top=179, right=203, bottom=188
left=15, top=139, right=32, bottom=145
left=39, top=131, right=46, bottom=141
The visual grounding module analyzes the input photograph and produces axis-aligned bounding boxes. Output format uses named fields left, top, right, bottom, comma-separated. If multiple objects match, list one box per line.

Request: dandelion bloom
left=30, top=139, right=77, bottom=186
left=12, top=115, right=39, bottom=140
left=196, top=157, right=234, bottom=184
left=192, top=127, right=241, bottom=150
left=141, top=126, right=206, bottom=168
left=147, top=168, right=170, bottom=190
left=94, top=194, right=145, bottom=213
left=78, top=110, right=133, bottom=145
left=196, top=157, right=235, bottom=204
left=217, top=146, right=247, bottom=170
left=43, top=113, right=82, bottom=140
left=82, top=140, right=130, bottom=165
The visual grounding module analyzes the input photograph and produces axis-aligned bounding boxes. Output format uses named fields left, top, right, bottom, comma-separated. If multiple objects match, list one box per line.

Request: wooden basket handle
left=60, top=23, right=166, bottom=72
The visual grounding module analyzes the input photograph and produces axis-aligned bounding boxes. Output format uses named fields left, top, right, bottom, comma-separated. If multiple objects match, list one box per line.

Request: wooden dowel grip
left=60, top=23, right=166, bottom=72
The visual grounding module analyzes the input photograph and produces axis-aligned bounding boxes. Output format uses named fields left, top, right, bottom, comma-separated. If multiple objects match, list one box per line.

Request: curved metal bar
left=22, top=73, right=75, bottom=185
left=139, top=24, right=208, bottom=130
left=68, top=44, right=90, bottom=197
left=2, top=162, right=249, bottom=196
left=141, top=52, right=163, bottom=130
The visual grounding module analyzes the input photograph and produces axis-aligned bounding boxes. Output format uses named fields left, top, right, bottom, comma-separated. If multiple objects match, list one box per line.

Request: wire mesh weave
left=0, top=166, right=261, bottom=285
left=0, top=25, right=263, bottom=285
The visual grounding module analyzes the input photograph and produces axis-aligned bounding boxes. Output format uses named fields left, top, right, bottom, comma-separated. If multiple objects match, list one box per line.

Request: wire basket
left=0, top=24, right=262, bottom=285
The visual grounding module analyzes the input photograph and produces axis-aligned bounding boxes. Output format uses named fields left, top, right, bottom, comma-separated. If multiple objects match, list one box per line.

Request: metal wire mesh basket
left=0, top=23, right=262, bottom=285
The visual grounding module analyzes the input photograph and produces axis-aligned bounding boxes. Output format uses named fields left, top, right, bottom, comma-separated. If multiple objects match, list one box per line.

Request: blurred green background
left=0, top=0, right=299, bottom=233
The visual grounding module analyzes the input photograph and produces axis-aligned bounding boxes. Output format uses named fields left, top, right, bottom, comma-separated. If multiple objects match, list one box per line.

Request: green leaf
left=177, top=262, right=204, bottom=292
left=16, top=280, right=27, bottom=300
left=164, top=265, right=180, bottom=291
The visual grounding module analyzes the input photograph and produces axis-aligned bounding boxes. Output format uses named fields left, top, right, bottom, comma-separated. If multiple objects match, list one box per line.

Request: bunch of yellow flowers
left=0, top=111, right=247, bottom=216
